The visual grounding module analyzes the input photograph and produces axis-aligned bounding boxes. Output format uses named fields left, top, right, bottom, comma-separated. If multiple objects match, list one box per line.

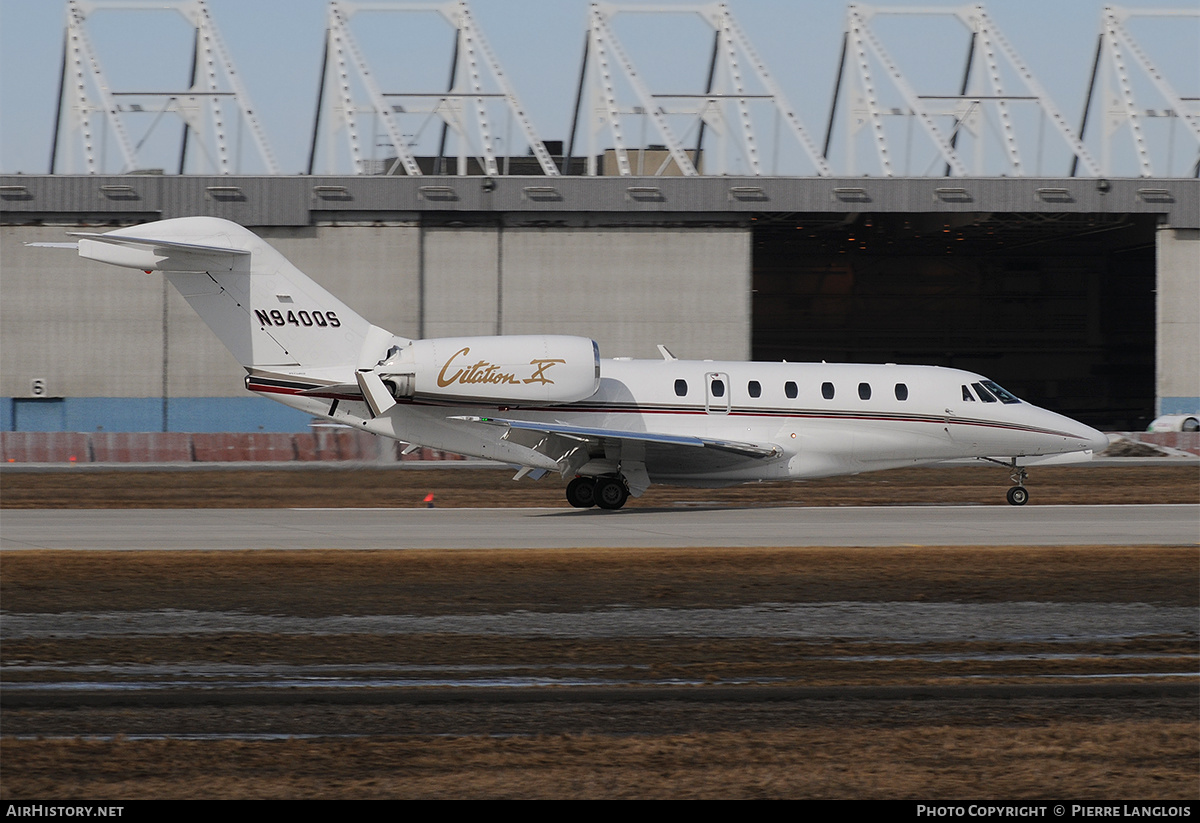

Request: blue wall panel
left=1159, top=397, right=1200, bottom=416
left=5, top=397, right=313, bottom=432
left=65, top=399, right=161, bottom=432
left=165, top=398, right=312, bottom=432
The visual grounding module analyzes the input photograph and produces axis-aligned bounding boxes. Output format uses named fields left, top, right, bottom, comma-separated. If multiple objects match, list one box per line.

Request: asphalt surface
left=1, top=503, right=1197, bottom=550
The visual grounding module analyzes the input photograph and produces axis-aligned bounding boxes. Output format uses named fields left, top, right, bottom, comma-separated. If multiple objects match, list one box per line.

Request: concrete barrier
left=90, top=432, right=192, bottom=462
left=1, top=432, right=91, bottom=463
left=0, top=430, right=474, bottom=463
left=1131, top=431, right=1200, bottom=456
left=191, top=433, right=297, bottom=462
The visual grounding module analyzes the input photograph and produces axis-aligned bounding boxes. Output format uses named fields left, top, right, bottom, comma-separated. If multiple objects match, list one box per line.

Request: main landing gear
left=566, top=475, right=629, bottom=510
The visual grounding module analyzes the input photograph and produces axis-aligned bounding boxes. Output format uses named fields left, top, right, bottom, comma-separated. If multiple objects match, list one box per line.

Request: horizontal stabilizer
left=65, top=232, right=252, bottom=256
left=66, top=231, right=249, bottom=273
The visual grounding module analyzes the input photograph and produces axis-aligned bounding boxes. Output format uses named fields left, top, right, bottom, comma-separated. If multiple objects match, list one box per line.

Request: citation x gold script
left=36, top=217, right=1108, bottom=510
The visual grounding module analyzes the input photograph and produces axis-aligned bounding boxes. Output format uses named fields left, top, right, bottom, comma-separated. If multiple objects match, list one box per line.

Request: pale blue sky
left=1, top=0, right=1196, bottom=176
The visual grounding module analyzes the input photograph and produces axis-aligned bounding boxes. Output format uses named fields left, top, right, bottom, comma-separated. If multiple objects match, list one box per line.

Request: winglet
left=657, top=344, right=677, bottom=361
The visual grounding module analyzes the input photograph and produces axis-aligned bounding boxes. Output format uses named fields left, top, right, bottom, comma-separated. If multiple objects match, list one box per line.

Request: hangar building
left=1, top=174, right=1196, bottom=433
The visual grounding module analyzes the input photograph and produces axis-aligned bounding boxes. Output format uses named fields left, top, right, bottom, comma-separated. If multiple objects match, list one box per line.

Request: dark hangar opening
left=751, top=212, right=1157, bottom=430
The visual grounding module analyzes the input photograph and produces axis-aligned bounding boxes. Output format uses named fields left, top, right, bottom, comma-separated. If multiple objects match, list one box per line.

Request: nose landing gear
left=1006, top=462, right=1029, bottom=506
left=565, top=475, right=630, bottom=510
left=982, top=457, right=1030, bottom=505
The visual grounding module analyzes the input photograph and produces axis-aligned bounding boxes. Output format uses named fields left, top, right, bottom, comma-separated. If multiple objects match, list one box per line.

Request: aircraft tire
left=566, top=477, right=597, bottom=508
left=1006, top=486, right=1028, bottom=506
left=594, top=477, right=629, bottom=510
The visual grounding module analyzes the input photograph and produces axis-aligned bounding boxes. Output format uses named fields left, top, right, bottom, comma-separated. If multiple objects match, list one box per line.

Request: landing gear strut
left=982, top=457, right=1030, bottom=506
left=565, top=475, right=629, bottom=510
left=1006, top=462, right=1029, bottom=506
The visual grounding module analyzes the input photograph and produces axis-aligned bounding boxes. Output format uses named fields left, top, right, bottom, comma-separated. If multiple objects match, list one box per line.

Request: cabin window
left=972, top=382, right=998, bottom=403
left=674, top=379, right=688, bottom=397
left=710, top=378, right=725, bottom=398
left=784, top=381, right=798, bottom=399
left=962, top=385, right=976, bottom=401
left=980, top=380, right=1021, bottom=404
left=895, top=383, right=908, bottom=401
left=822, top=382, right=835, bottom=400
left=858, top=382, right=871, bottom=400
left=748, top=380, right=762, bottom=398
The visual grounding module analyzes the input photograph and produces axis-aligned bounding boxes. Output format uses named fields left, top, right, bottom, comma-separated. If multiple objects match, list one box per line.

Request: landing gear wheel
left=1006, top=486, right=1028, bottom=506
left=594, top=477, right=629, bottom=510
left=565, top=477, right=596, bottom=509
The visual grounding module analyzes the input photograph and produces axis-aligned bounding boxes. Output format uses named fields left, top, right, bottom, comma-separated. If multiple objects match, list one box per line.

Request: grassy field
left=3, top=543, right=1196, bottom=799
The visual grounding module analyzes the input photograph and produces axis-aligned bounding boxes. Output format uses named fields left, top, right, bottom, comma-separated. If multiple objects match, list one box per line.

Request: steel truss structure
left=1077, top=6, right=1200, bottom=178
left=570, top=2, right=831, bottom=177
left=310, top=0, right=558, bottom=176
left=830, top=4, right=1100, bottom=178
left=46, top=1, right=1197, bottom=177
left=52, top=0, right=279, bottom=175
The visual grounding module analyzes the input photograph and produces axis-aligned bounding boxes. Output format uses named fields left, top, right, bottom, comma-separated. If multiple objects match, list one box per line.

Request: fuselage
left=257, top=357, right=1109, bottom=487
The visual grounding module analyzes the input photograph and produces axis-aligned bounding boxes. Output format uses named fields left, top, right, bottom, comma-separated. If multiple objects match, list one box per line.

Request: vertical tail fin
left=70, top=216, right=395, bottom=369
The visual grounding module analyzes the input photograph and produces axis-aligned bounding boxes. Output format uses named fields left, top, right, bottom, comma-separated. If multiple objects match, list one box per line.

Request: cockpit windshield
left=979, top=380, right=1021, bottom=404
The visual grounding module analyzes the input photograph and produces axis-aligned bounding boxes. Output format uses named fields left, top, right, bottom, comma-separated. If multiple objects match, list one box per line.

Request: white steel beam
left=849, top=4, right=968, bottom=176
left=589, top=4, right=697, bottom=176
left=318, top=1, right=558, bottom=176
left=449, top=1, right=559, bottom=176
left=328, top=2, right=423, bottom=175
left=65, top=1, right=137, bottom=173
left=975, top=7, right=1099, bottom=176
left=839, top=4, right=1100, bottom=178
left=713, top=5, right=832, bottom=176
left=188, top=2, right=280, bottom=174
left=1101, top=9, right=1153, bottom=177
left=587, top=7, right=632, bottom=176
left=59, top=0, right=279, bottom=175
left=1103, top=6, right=1200, bottom=163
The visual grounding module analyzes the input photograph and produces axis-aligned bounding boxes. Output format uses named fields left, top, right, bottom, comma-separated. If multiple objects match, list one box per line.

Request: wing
left=452, top=415, right=781, bottom=483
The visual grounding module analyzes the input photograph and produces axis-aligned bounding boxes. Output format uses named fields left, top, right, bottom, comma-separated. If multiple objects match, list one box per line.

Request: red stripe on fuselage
left=246, top=381, right=1085, bottom=442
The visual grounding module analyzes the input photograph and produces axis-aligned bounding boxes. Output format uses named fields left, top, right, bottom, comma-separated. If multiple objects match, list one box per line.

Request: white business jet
left=40, top=217, right=1108, bottom=509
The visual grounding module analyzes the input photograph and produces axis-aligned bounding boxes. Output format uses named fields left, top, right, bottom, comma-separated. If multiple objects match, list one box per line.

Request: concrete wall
left=2, top=225, right=164, bottom=399
left=1156, top=227, right=1200, bottom=416
left=414, top=224, right=752, bottom=357
left=500, top=227, right=750, bottom=360
left=2, top=221, right=751, bottom=430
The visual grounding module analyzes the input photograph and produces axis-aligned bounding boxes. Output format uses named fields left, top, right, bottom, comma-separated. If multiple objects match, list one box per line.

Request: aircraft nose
left=1079, top=422, right=1111, bottom=455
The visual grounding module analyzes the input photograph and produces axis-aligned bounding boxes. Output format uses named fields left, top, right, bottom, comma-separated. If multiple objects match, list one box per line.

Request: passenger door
left=705, top=372, right=731, bottom=415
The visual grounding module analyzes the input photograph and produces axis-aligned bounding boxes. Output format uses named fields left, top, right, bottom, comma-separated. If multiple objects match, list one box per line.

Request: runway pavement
left=2, top=504, right=1197, bottom=550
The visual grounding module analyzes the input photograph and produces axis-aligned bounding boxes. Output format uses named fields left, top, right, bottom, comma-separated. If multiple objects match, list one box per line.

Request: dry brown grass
left=4, top=722, right=1197, bottom=799
left=3, top=545, right=1196, bottom=616
left=2, top=464, right=1197, bottom=508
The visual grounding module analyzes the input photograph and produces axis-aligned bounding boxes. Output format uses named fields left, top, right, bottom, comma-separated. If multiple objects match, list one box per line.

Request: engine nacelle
left=378, top=335, right=600, bottom=406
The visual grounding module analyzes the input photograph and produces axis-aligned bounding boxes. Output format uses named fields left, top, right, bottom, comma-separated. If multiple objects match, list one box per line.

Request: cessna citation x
left=39, top=217, right=1108, bottom=509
